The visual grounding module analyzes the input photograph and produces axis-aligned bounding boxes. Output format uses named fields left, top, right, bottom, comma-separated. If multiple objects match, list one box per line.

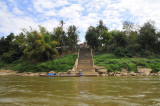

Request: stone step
left=78, top=60, right=92, bottom=62
left=79, top=60, right=91, bottom=61
left=78, top=66, right=93, bottom=68
left=77, top=68, right=94, bottom=71
left=78, top=61, right=92, bottom=63
left=79, top=58, right=92, bottom=60
left=77, top=66, right=93, bottom=69
left=77, top=68, right=94, bottom=72
left=77, top=64, right=93, bottom=67
left=76, top=47, right=99, bottom=76
left=78, top=63, right=93, bottom=65
left=77, top=67, right=94, bottom=71
left=79, top=56, right=92, bottom=58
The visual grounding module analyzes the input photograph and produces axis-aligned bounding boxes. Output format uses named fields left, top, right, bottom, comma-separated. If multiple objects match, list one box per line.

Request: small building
left=79, top=42, right=88, bottom=48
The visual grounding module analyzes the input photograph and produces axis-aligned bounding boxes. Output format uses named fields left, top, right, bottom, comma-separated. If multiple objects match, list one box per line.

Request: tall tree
left=67, top=25, right=79, bottom=51
left=53, top=21, right=67, bottom=47
left=138, top=20, right=157, bottom=51
left=38, top=25, right=51, bottom=43
left=85, top=26, right=100, bottom=48
left=123, top=21, right=134, bottom=36
left=110, top=30, right=127, bottom=48
left=101, top=30, right=113, bottom=46
left=60, top=20, right=65, bottom=28
left=96, top=20, right=108, bottom=39
left=23, top=28, right=58, bottom=62
left=0, top=33, right=22, bottom=62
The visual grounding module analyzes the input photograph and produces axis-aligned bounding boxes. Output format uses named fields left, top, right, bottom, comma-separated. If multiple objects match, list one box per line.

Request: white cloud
left=58, top=4, right=83, bottom=19
left=33, top=0, right=69, bottom=12
left=118, top=0, right=160, bottom=29
left=5, top=0, right=24, bottom=15
left=1, top=0, right=160, bottom=42
left=0, top=1, right=37, bottom=35
left=41, top=19, right=59, bottom=32
left=44, top=10, right=56, bottom=16
left=33, top=0, right=55, bottom=12
left=13, top=6, right=23, bottom=14
left=8, top=0, right=14, bottom=3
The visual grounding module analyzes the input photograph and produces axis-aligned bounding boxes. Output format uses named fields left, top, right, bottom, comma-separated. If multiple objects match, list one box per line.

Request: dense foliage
left=86, top=20, right=160, bottom=57
left=0, top=21, right=79, bottom=63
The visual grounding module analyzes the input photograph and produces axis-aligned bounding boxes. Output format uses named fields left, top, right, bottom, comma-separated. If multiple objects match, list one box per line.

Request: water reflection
left=74, top=77, right=95, bottom=94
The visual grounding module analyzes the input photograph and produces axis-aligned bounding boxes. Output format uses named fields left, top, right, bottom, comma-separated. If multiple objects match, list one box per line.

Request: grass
left=94, top=53, right=160, bottom=73
left=0, top=61, right=7, bottom=69
left=0, top=54, right=77, bottom=73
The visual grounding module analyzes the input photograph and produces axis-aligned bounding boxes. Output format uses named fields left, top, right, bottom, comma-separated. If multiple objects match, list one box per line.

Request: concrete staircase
left=77, top=47, right=99, bottom=76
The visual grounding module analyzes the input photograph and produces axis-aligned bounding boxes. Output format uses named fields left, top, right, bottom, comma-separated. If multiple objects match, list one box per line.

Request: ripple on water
left=151, top=98, right=160, bottom=102
left=73, top=93, right=140, bottom=106
left=1, top=76, right=160, bottom=105
left=142, top=91, right=153, bottom=94
left=129, top=95, right=146, bottom=98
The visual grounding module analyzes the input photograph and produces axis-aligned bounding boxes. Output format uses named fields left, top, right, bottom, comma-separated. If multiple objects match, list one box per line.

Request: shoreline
left=0, top=69, right=160, bottom=77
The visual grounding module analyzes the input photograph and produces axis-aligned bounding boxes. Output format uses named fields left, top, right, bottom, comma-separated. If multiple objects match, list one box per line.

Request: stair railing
left=76, top=49, right=80, bottom=69
left=90, top=48, right=95, bottom=69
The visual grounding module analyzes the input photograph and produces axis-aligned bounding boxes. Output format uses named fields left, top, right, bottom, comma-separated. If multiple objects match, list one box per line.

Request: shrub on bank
left=0, top=61, right=6, bottom=68
left=0, top=54, right=77, bottom=73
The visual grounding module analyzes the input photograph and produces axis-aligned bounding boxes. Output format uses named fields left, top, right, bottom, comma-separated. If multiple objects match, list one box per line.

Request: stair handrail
left=76, top=48, right=80, bottom=69
left=90, top=48, right=95, bottom=69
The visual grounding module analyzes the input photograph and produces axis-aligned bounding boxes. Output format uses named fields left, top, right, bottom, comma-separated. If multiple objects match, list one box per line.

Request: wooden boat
left=39, top=75, right=55, bottom=77
left=39, top=75, right=80, bottom=77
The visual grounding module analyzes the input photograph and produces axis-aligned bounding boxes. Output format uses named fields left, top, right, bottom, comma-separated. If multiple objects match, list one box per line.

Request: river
left=0, top=76, right=160, bottom=106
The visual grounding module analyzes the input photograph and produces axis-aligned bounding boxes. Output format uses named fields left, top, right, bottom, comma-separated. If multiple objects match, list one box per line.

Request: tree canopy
left=0, top=20, right=79, bottom=63
left=85, top=20, right=160, bottom=57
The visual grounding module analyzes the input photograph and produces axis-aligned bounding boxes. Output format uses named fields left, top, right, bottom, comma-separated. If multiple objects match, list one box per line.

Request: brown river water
left=0, top=76, right=160, bottom=106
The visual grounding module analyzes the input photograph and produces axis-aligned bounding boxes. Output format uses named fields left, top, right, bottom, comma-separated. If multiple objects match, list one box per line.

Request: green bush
left=12, top=62, right=41, bottom=73
left=96, top=46, right=107, bottom=52
left=149, top=63, right=160, bottom=73
left=11, top=54, right=77, bottom=72
left=128, top=64, right=137, bottom=72
left=105, top=65, right=113, bottom=72
left=139, top=50, right=155, bottom=58
left=0, top=50, right=19, bottom=63
left=0, top=61, right=6, bottom=68
left=114, top=47, right=127, bottom=57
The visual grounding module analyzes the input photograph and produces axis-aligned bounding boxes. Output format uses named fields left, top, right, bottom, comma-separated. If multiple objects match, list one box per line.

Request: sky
left=0, top=0, right=160, bottom=43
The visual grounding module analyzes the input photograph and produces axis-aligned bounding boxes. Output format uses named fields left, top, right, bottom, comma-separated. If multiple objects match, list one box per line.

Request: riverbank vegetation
left=94, top=53, right=160, bottom=73
left=0, top=54, right=77, bottom=72
left=0, top=20, right=79, bottom=63
left=0, top=20, right=78, bottom=72
left=86, top=20, right=160, bottom=58
left=86, top=20, right=160, bottom=72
